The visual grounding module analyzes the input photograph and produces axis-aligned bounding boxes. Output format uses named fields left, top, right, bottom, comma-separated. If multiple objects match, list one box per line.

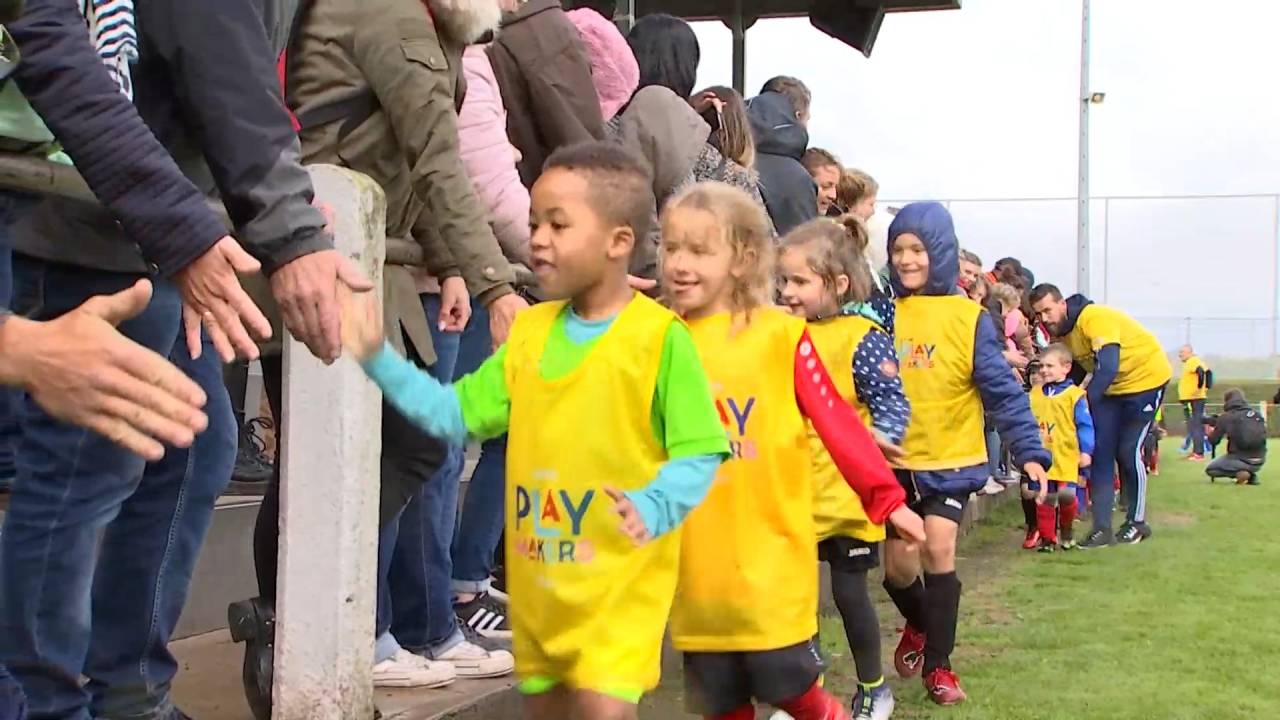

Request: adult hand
left=176, top=235, right=273, bottom=362
left=0, top=280, right=209, bottom=461
left=486, top=292, right=528, bottom=350
left=690, top=91, right=724, bottom=116
left=1024, top=461, right=1049, bottom=487
left=438, top=276, right=471, bottom=333
left=1004, top=348, right=1029, bottom=369
left=888, top=505, right=926, bottom=545
left=1080, top=452, right=1092, bottom=468
left=270, top=249, right=375, bottom=364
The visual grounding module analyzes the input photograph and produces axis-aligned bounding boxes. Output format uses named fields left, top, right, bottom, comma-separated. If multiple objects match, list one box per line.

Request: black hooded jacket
left=1209, top=389, right=1268, bottom=457
left=746, top=91, right=816, bottom=235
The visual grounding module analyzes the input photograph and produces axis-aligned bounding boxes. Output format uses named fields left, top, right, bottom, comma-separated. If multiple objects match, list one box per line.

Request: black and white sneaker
left=1078, top=527, right=1113, bottom=549
left=1116, top=523, right=1151, bottom=545
left=455, top=592, right=512, bottom=640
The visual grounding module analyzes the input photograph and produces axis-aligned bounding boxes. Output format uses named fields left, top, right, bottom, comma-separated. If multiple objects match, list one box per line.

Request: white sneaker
left=980, top=477, right=1007, bottom=496
left=373, top=649, right=456, bottom=689
left=769, top=712, right=795, bottom=720
left=434, top=639, right=514, bottom=678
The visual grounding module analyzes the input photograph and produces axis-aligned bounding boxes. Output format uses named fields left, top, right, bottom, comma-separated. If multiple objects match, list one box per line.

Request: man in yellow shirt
left=1031, top=285, right=1171, bottom=548
left=1177, top=345, right=1211, bottom=460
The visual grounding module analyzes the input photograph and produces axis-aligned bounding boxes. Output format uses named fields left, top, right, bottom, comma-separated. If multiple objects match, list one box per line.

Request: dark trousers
left=1205, top=452, right=1263, bottom=479
left=1088, top=387, right=1163, bottom=530
left=0, top=258, right=235, bottom=720
left=1185, top=399, right=1206, bottom=455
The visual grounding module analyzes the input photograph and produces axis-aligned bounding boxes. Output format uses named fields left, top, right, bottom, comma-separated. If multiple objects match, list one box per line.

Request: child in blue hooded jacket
left=881, top=203, right=1050, bottom=706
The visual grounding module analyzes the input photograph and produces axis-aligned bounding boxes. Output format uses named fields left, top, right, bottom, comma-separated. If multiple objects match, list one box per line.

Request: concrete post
left=273, top=165, right=387, bottom=720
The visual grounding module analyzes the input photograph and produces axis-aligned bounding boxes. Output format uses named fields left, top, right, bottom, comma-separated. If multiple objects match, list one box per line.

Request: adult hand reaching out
left=486, top=292, right=529, bottom=350
left=270, top=249, right=374, bottom=364
left=0, top=280, right=209, bottom=461
left=176, top=235, right=274, bottom=362
left=438, top=276, right=471, bottom=332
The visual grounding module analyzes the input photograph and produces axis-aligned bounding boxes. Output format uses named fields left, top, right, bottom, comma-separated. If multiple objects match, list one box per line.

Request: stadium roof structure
left=564, top=1, right=961, bottom=91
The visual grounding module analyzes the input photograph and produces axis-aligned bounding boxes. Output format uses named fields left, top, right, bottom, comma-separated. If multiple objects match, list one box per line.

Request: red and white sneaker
left=1021, top=529, right=1040, bottom=550
left=893, top=625, right=926, bottom=678
left=924, top=667, right=967, bottom=706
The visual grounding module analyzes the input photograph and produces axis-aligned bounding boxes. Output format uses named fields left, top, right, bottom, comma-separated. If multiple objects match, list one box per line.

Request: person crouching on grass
left=882, top=202, right=1050, bottom=706
left=340, top=141, right=731, bottom=720
left=1026, top=345, right=1094, bottom=551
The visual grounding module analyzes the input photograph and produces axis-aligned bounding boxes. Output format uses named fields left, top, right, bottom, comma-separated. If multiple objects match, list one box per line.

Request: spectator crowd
left=0, top=2, right=1267, bottom=720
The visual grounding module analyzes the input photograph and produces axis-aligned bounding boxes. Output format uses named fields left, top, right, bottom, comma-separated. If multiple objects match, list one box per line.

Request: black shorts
left=818, top=536, right=881, bottom=573
left=886, top=470, right=968, bottom=539
left=683, top=639, right=824, bottom=716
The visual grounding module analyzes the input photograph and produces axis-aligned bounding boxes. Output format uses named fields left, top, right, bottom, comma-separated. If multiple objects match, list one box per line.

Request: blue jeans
left=0, top=192, right=37, bottom=487
left=449, top=302, right=507, bottom=594
left=374, top=294, right=464, bottom=656
left=0, top=258, right=235, bottom=720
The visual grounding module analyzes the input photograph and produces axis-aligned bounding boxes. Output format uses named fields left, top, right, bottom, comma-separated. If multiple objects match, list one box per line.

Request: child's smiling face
left=661, top=206, right=739, bottom=319
left=778, top=246, right=842, bottom=320
left=891, top=233, right=930, bottom=292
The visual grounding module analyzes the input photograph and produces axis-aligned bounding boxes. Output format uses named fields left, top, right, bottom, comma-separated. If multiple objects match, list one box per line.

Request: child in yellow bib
left=341, top=143, right=729, bottom=720
left=1025, top=345, right=1095, bottom=552
left=660, top=182, right=924, bottom=720
left=777, top=216, right=910, bottom=719
left=882, top=202, right=1051, bottom=707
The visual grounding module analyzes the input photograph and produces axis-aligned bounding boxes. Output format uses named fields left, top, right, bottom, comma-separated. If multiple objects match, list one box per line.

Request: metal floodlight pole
left=730, top=0, right=746, bottom=94
left=1076, top=0, right=1091, bottom=297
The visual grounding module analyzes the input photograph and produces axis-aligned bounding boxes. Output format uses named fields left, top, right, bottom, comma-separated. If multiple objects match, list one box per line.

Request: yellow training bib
left=1064, top=305, right=1172, bottom=396
left=504, top=294, right=677, bottom=692
left=1029, top=384, right=1085, bottom=484
left=894, top=295, right=987, bottom=470
left=672, top=308, right=817, bottom=652
left=1178, top=356, right=1207, bottom=402
left=806, top=316, right=885, bottom=543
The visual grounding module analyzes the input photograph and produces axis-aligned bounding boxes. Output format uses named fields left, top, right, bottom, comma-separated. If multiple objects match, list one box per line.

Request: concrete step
left=170, top=630, right=518, bottom=720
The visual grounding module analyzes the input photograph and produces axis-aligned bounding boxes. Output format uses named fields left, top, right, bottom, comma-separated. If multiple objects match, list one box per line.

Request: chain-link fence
left=878, top=194, right=1280, bottom=374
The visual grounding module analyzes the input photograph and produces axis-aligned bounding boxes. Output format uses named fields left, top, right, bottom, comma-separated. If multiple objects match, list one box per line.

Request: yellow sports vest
left=894, top=295, right=987, bottom=470
left=672, top=308, right=817, bottom=652
left=504, top=294, right=677, bottom=691
left=806, top=316, right=885, bottom=543
left=1064, top=305, right=1172, bottom=396
left=1029, top=384, right=1085, bottom=484
left=1179, top=356, right=1208, bottom=402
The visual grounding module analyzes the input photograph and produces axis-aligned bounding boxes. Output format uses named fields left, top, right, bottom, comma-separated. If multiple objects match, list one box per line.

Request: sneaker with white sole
left=455, top=591, right=512, bottom=640
left=373, top=649, right=456, bottom=688
left=433, top=639, right=514, bottom=678
left=980, top=477, right=1006, bottom=496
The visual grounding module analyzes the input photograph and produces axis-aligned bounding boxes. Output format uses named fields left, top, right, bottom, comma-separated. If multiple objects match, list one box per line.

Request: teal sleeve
left=453, top=344, right=512, bottom=441
left=624, top=454, right=722, bottom=538
left=360, top=343, right=466, bottom=446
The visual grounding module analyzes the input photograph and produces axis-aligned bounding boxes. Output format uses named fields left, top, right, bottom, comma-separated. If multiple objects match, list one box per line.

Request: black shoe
left=455, top=592, right=512, bottom=640
left=1078, top=528, right=1113, bottom=549
left=229, top=419, right=275, bottom=493
left=1115, top=523, right=1151, bottom=545
left=1248, top=476, right=1262, bottom=486
left=228, top=598, right=275, bottom=720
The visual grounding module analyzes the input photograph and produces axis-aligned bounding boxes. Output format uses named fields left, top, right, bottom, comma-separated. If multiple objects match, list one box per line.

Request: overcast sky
left=690, top=0, right=1280, bottom=354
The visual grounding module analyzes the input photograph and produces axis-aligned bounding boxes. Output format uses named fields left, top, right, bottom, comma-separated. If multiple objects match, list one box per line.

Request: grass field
left=817, top=439, right=1279, bottom=720
left=642, top=439, right=1277, bottom=719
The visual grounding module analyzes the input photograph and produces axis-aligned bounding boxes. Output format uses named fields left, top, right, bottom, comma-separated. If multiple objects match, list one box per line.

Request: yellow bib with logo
left=504, top=294, right=677, bottom=691
left=1179, top=356, right=1207, bottom=402
left=1029, top=384, right=1085, bottom=484
left=806, top=316, right=884, bottom=543
left=894, top=295, right=987, bottom=470
left=672, top=308, right=817, bottom=652
left=1064, top=304, right=1172, bottom=396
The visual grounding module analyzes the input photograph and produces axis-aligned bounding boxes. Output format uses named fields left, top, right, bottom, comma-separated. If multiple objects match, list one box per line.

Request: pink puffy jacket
left=458, top=45, right=530, bottom=266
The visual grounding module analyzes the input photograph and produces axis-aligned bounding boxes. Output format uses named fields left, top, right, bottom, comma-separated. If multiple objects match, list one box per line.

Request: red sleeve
left=795, top=330, right=907, bottom=524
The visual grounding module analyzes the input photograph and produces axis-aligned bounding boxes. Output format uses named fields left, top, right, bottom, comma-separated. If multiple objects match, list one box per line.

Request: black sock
left=883, top=576, right=928, bottom=631
left=1021, top=497, right=1037, bottom=529
left=922, top=571, right=961, bottom=674
left=831, top=568, right=883, bottom=684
